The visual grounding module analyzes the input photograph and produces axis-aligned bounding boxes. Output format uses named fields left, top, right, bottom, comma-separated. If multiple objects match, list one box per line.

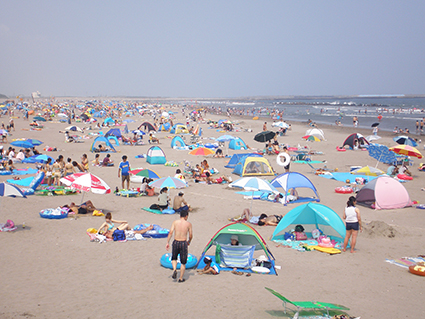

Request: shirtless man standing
left=165, top=210, right=193, bottom=283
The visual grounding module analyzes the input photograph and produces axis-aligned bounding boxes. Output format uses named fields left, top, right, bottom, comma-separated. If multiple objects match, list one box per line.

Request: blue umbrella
left=132, top=130, right=146, bottom=136
left=11, top=140, right=35, bottom=148
left=0, top=182, right=26, bottom=198
left=367, top=143, right=397, bottom=165
left=149, top=177, right=188, bottom=189
left=33, top=116, right=46, bottom=122
left=25, top=139, right=43, bottom=146
left=216, top=135, right=236, bottom=142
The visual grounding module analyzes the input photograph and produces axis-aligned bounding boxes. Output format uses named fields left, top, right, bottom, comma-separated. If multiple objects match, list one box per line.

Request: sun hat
left=203, top=256, right=212, bottom=263
left=257, top=255, right=268, bottom=262
left=231, top=235, right=239, bottom=241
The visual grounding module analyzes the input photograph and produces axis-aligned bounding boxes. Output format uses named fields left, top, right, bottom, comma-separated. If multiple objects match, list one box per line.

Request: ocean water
left=191, top=96, right=425, bottom=134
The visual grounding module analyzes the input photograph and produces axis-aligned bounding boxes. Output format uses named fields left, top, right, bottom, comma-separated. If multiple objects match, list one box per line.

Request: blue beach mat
left=196, top=255, right=277, bottom=275
left=318, top=172, right=377, bottom=184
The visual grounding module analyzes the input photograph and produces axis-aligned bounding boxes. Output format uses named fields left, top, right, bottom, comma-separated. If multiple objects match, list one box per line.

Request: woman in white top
left=343, top=196, right=362, bottom=253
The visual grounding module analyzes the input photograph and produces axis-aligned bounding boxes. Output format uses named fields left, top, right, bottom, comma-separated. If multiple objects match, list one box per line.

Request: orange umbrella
left=189, top=147, right=214, bottom=156
left=389, top=144, right=423, bottom=159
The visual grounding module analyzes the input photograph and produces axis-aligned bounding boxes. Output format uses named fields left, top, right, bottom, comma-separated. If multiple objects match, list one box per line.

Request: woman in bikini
left=64, top=158, right=76, bottom=176
left=81, top=154, right=89, bottom=172
left=52, top=159, right=62, bottom=186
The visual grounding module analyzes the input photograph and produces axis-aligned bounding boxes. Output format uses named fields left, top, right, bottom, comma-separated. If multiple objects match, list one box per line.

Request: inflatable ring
left=39, top=208, right=69, bottom=219
left=160, top=253, right=197, bottom=269
left=397, top=174, right=413, bottom=180
left=287, top=147, right=298, bottom=151
left=409, top=264, right=425, bottom=276
left=336, top=146, right=346, bottom=152
left=276, top=152, right=291, bottom=167
left=335, top=187, right=353, bottom=194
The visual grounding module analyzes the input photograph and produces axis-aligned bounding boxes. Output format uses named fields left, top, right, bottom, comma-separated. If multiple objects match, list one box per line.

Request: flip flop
left=178, top=278, right=185, bottom=283
left=172, top=270, right=177, bottom=279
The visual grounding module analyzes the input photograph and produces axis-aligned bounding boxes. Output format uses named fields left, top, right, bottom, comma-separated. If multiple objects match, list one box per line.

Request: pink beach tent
left=356, top=176, right=412, bottom=210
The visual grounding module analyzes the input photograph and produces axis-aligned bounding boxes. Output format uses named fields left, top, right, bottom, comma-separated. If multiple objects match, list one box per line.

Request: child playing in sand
left=197, top=256, right=220, bottom=275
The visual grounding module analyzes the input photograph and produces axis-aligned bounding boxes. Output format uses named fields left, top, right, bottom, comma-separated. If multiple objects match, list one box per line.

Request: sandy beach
left=0, top=103, right=424, bottom=319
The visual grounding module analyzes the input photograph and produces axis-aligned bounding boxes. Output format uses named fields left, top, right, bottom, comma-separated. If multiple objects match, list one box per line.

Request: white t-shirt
left=345, top=206, right=358, bottom=223
left=398, top=166, right=406, bottom=174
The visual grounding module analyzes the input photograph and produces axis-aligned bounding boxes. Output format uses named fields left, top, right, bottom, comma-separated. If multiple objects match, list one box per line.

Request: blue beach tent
left=105, top=128, right=122, bottom=138
left=233, top=155, right=274, bottom=176
left=225, top=153, right=261, bottom=169
left=107, top=135, right=120, bottom=146
left=271, top=202, right=346, bottom=243
left=229, top=137, right=247, bottom=150
left=158, top=122, right=171, bottom=131
left=171, top=136, right=187, bottom=149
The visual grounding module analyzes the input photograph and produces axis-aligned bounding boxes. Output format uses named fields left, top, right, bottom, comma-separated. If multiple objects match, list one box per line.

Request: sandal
left=178, top=278, right=185, bottom=283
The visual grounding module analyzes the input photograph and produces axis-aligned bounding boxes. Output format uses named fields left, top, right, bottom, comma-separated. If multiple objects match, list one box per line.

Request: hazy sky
left=1, top=1, right=425, bottom=98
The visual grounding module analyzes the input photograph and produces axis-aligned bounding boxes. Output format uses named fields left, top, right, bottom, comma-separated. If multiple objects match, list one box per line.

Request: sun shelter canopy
left=170, top=136, right=187, bottom=149
left=170, top=124, right=189, bottom=134
left=225, top=153, right=261, bottom=169
left=138, top=122, right=156, bottom=132
left=229, top=137, right=247, bottom=150
left=105, top=128, right=122, bottom=138
left=90, top=136, right=116, bottom=152
left=342, top=133, right=369, bottom=149
left=272, top=203, right=346, bottom=243
left=233, top=156, right=275, bottom=176
left=270, top=172, right=320, bottom=204
left=146, top=146, right=166, bottom=164
left=356, top=176, right=412, bottom=210
left=305, top=128, right=325, bottom=141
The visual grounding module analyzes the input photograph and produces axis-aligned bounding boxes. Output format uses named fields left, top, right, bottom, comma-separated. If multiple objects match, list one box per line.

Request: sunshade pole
left=80, top=191, right=85, bottom=205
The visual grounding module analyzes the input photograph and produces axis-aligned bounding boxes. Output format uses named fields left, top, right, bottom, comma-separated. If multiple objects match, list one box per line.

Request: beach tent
left=105, top=128, right=122, bottom=138
left=90, top=136, right=116, bottom=153
left=170, top=123, right=189, bottom=134
left=170, top=136, right=187, bottom=149
left=355, top=176, right=412, bottom=210
left=305, top=128, right=325, bottom=141
left=229, top=137, right=248, bottom=150
left=225, top=153, right=261, bottom=169
left=107, top=135, right=119, bottom=146
left=103, top=117, right=114, bottom=125
left=146, top=146, right=166, bottom=165
left=272, top=203, right=346, bottom=243
left=158, top=122, right=171, bottom=131
left=270, top=172, right=320, bottom=204
left=138, top=122, right=156, bottom=132
left=197, top=222, right=277, bottom=275
left=233, top=155, right=275, bottom=176
left=342, top=133, right=369, bottom=149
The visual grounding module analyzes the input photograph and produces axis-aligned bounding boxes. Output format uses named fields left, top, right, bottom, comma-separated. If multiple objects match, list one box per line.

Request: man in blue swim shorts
left=165, top=210, right=193, bottom=283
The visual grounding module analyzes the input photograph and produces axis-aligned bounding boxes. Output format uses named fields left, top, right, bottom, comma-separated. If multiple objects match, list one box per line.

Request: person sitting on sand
left=157, top=187, right=170, bottom=210
left=97, top=212, right=154, bottom=239
left=173, top=192, right=192, bottom=212
left=257, top=214, right=283, bottom=226
left=214, top=148, right=224, bottom=158
left=92, top=154, right=100, bottom=166
left=197, top=256, right=220, bottom=275
left=5, top=159, right=15, bottom=172
left=63, top=200, right=97, bottom=214
left=387, top=164, right=398, bottom=177
left=204, top=171, right=232, bottom=184
left=398, top=163, right=412, bottom=176
left=101, top=154, right=114, bottom=167
left=97, top=144, right=108, bottom=152
left=149, top=133, right=160, bottom=144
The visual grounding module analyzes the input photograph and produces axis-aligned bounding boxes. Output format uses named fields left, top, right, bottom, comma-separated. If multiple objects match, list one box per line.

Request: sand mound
left=362, top=220, right=398, bottom=238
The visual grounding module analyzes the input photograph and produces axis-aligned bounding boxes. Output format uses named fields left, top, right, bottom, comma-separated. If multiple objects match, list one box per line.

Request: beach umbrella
left=302, top=135, right=321, bottom=142
left=0, top=182, right=26, bottom=198
left=123, top=119, right=135, bottom=123
left=132, top=130, right=146, bottom=136
left=11, top=140, right=35, bottom=148
left=148, top=176, right=187, bottom=189
left=351, top=165, right=385, bottom=176
left=393, top=136, right=418, bottom=147
left=254, top=131, right=276, bottom=143
left=57, top=113, right=68, bottom=118
left=229, top=177, right=278, bottom=213
left=367, top=143, right=397, bottom=165
left=389, top=145, right=423, bottom=159
left=60, top=173, right=86, bottom=186
left=371, top=123, right=380, bottom=127
left=216, top=135, right=236, bottom=142
left=129, top=168, right=160, bottom=179
left=65, top=125, right=84, bottom=133
left=272, top=122, right=289, bottom=129
left=189, top=147, right=214, bottom=156
left=22, top=154, right=55, bottom=164
left=33, top=116, right=46, bottom=122
left=25, top=139, right=43, bottom=146
left=67, top=173, right=111, bottom=204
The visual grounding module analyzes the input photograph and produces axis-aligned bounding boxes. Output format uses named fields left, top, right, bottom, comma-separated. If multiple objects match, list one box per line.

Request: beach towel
left=385, top=257, right=425, bottom=269
left=0, top=220, right=17, bottom=232
left=142, top=207, right=176, bottom=215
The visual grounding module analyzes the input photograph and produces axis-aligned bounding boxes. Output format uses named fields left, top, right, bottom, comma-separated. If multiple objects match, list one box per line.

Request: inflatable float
left=336, top=146, right=346, bottom=152
left=276, top=152, right=291, bottom=167
left=409, top=263, right=425, bottom=276
left=134, top=224, right=170, bottom=238
left=416, top=204, right=425, bottom=209
left=39, top=208, right=69, bottom=219
left=335, top=186, right=353, bottom=194
left=318, top=237, right=335, bottom=248
left=397, top=174, right=413, bottom=180
left=160, top=253, right=198, bottom=269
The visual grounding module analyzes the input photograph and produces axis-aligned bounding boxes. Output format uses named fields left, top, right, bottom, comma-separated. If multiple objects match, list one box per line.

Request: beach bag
left=112, top=229, right=126, bottom=241
left=295, top=232, right=307, bottom=241
left=284, top=232, right=295, bottom=240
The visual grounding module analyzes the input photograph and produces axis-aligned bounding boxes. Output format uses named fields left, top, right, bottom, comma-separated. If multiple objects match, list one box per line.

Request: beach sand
left=0, top=107, right=424, bottom=319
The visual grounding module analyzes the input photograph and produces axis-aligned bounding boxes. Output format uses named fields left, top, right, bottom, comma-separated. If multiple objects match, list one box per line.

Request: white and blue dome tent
left=90, top=136, right=116, bottom=153
left=271, top=202, right=346, bottom=244
left=146, top=146, right=167, bottom=165
left=225, top=153, right=262, bottom=169
left=270, top=172, right=319, bottom=205
left=105, top=128, right=122, bottom=138
left=158, top=122, right=171, bottom=132
left=229, top=137, right=248, bottom=150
